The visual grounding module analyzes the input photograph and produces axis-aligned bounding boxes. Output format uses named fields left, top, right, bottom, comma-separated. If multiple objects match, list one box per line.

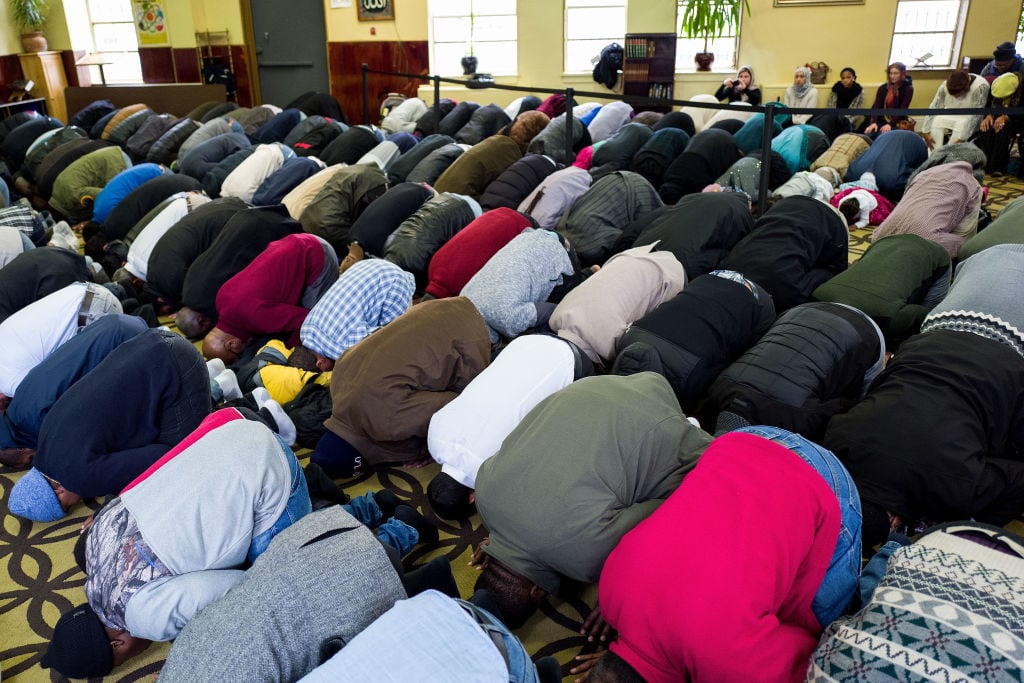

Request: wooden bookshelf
left=622, top=33, right=677, bottom=113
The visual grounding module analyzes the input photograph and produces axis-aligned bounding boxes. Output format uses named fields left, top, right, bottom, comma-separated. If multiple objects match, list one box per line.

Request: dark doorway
left=249, top=0, right=330, bottom=105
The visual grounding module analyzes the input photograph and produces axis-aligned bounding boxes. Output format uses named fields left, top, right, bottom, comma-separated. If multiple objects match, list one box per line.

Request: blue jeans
left=461, top=600, right=539, bottom=683
left=735, top=426, right=862, bottom=627
left=344, top=491, right=419, bottom=556
left=248, top=435, right=312, bottom=562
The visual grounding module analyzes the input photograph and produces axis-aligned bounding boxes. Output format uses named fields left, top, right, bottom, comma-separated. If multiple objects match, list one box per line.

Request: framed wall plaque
left=358, top=0, right=395, bottom=21
left=774, top=0, right=863, bottom=5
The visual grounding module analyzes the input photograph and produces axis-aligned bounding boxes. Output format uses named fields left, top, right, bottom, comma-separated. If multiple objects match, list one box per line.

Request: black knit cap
left=41, top=604, right=114, bottom=678
left=995, top=41, right=1017, bottom=60
left=427, top=471, right=474, bottom=520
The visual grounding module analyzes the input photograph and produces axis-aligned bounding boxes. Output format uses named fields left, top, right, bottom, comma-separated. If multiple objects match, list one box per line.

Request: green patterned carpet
left=2, top=173, right=1023, bottom=682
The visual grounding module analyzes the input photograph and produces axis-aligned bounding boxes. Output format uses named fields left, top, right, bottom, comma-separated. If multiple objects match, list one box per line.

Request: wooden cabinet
left=621, top=33, right=677, bottom=113
left=18, top=51, right=68, bottom=123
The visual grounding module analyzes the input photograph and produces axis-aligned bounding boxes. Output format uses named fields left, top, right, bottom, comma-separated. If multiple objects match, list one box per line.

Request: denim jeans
left=248, top=435, right=312, bottom=563
left=735, top=426, right=862, bottom=627
left=344, top=491, right=419, bottom=556
left=155, top=330, right=213, bottom=445
left=461, top=600, right=539, bottom=683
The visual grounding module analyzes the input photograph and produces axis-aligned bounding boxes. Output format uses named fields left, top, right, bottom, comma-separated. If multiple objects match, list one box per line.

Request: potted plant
left=10, top=0, right=49, bottom=52
left=679, top=0, right=750, bottom=72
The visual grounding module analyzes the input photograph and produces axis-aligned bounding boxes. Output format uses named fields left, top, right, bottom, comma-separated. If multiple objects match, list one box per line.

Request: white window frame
left=887, top=0, right=970, bottom=70
left=428, top=1, right=518, bottom=78
left=564, top=0, right=627, bottom=75
left=675, top=0, right=740, bottom=73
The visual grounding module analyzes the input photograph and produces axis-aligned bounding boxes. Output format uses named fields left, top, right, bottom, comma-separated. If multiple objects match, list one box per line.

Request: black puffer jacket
left=383, top=192, right=478, bottom=286
left=613, top=273, right=776, bottom=408
left=455, top=104, right=511, bottom=145
left=146, top=118, right=200, bottom=166
left=0, top=248, right=92, bottom=325
left=556, top=170, right=662, bottom=267
left=348, top=182, right=435, bottom=257
left=437, top=101, right=480, bottom=137
left=630, top=192, right=754, bottom=280
left=703, top=301, right=883, bottom=441
left=479, top=154, right=559, bottom=211
left=125, top=114, right=176, bottom=163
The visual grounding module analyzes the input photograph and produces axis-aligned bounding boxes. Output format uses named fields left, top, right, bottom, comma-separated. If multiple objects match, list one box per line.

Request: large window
left=888, top=0, right=969, bottom=69
left=429, top=0, right=518, bottom=77
left=66, top=0, right=143, bottom=84
left=564, top=0, right=626, bottom=74
left=675, top=0, right=740, bottom=72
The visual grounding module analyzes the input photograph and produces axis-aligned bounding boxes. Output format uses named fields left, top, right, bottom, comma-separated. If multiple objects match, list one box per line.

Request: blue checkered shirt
left=300, top=259, right=415, bottom=361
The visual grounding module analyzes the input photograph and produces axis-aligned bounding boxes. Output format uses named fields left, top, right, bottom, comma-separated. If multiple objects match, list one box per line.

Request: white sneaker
left=263, top=398, right=297, bottom=446
left=213, top=369, right=242, bottom=401
left=206, top=358, right=226, bottom=381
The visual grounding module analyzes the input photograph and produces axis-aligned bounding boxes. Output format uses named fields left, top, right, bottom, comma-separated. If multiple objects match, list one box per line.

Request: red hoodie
left=599, top=431, right=841, bottom=683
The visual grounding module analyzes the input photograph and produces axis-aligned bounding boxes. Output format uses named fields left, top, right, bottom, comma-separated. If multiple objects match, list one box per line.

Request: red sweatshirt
left=425, top=207, right=532, bottom=299
left=599, top=432, right=841, bottom=683
left=215, top=233, right=327, bottom=346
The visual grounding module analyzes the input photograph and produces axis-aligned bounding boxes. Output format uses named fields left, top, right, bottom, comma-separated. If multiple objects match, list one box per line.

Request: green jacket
left=50, top=146, right=129, bottom=222
left=476, top=372, right=711, bottom=594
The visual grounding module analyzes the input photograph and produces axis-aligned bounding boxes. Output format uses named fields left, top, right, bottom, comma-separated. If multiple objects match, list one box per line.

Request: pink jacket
left=599, top=432, right=841, bottom=683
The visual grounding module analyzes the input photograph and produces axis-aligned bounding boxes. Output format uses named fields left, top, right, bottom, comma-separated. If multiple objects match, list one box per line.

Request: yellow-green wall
left=10, top=0, right=1021, bottom=111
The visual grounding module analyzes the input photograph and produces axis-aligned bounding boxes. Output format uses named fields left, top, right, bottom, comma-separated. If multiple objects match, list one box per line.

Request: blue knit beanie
left=9, top=468, right=66, bottom=522
left=311, top=430, right=364, bottom=478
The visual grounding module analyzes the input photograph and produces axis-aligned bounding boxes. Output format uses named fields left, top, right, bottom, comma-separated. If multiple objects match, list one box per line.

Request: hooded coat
left=658, top=129, right=743, bottom=204
left=433, top=135, right=522, bottom=199
left=479, top=154, right=558, bottom=212
left=347, top=182, right=435, bottom=257
left=630, top=191, right=754, bottom=279
left=298, top=164, right=389, bottom=253
left=383, top=193, right=480, bottom=285
left=720, top=196, right=849, bottom=312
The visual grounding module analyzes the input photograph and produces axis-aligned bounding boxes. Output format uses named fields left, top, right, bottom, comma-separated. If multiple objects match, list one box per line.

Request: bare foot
left=0, top=448, right=36, bottom=469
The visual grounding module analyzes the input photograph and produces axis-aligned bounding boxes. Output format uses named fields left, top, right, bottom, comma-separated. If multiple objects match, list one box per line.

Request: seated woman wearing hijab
left=864, top=62, right=914, bottom=136
left=714, top=66, right=762, bottom=106
left=785, top=66, right=819, bottom=126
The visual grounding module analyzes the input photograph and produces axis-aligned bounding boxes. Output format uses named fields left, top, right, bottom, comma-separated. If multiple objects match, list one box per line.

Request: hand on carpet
left=580, top=603, right=613, bottom=643
left=570, top=651, right=605, bottom=681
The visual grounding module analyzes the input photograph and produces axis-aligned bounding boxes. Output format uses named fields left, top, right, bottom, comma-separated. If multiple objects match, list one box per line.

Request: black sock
left=373, top=489, right=402, bottom=519
left=402, top=556, right=458, bottom=598
left=394, top=504, right=439, bottom=545
left=303, top=462, right=350, bottom=505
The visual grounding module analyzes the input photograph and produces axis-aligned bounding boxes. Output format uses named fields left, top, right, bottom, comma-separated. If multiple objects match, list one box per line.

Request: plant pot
left=694, top=52, right=715, bottom=72
left=20, top=32, right=48, bottom=53
left=460, top=55, right=478, bottom=76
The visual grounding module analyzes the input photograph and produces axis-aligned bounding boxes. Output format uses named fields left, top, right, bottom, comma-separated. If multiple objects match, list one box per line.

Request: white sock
left=213, top=369, right=242, bottom=401
left=250, top=387, right=271, bottom=409
left=206, top=358, right=226, bottom=381
left=263, top=399, right=296, bottom=446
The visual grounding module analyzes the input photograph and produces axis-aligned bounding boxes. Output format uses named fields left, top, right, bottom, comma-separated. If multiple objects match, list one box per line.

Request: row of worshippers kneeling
left=0, top=87, right=1022, bottom=680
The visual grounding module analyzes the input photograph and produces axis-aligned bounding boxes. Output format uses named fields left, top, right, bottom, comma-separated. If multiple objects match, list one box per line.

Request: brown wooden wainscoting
left=328, top=40, right=428, bottom=125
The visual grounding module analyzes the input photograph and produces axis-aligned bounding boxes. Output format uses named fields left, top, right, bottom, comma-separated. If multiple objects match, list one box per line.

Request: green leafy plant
left=10, top=0, right=48, bottom=32
left=679, top=0, right=751, bottom=53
